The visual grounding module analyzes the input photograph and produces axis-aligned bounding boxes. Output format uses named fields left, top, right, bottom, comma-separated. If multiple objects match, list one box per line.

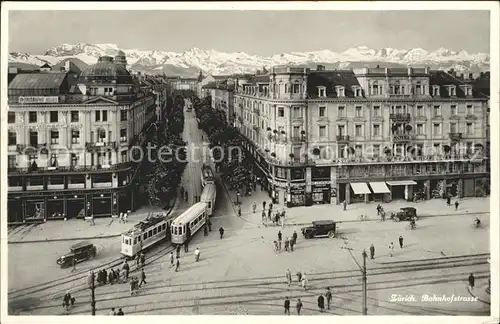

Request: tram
left=200, top=183, right=217, bottom=216
left=201, top=164, right=215, bottom=187
left=121, top=214, right=171, bottom=258
left=170, top=202, right=208, bottom=245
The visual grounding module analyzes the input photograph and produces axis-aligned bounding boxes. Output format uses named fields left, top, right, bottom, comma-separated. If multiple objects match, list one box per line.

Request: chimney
left=468, top=73, right=473, bottom=80
left=424, top=67, right=430, bottom=74
left=407, top=67, right=412, bottom=75
left=316, top=65, right=325, bottom=71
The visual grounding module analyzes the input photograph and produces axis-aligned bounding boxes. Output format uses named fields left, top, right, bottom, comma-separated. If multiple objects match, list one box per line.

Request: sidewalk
left=222, top=182, right=490, bottom=227
left=8, top=200, right=177, bottom=244
left=468, top=280, right=491, bottom=305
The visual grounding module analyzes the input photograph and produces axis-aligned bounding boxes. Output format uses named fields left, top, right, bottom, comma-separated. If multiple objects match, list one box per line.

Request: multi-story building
left=6, top=54, right=162, bottom=223
left=230, top=65, right=489, bottom=207
left=202, top=80, right=235, bottom=125
left=166, top=76, right=198, bottom=94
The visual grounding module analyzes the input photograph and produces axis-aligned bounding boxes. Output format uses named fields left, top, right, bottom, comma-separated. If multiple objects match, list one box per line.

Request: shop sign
left=312, top=183, right=330, bottom=193
left=19, top=96, right=59, bottom=104
left=290, top=187, right=305, bottom=194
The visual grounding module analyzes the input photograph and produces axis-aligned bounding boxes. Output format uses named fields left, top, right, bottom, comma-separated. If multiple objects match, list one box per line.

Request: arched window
left=98, top=129, right=106, bottom=142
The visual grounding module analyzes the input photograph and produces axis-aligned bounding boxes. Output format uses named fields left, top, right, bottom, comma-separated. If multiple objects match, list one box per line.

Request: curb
left=8, top=196, right=179, bottom=244
left=467, top=285, right=491, bottom=305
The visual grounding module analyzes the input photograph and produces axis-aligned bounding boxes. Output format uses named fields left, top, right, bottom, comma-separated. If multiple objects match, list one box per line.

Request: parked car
left=56, top=241, right=97, bottom=268
left=301, top=220, right=337, bottom=239
left=390, top=207, right=418, bottom=222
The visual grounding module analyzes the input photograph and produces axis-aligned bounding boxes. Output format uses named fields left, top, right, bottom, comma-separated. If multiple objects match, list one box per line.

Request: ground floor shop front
left=7, top=186, right=138, bottom=224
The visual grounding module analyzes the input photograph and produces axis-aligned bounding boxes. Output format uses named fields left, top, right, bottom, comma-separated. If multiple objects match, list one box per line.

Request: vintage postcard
left=1, top=1, right=498, bottom=324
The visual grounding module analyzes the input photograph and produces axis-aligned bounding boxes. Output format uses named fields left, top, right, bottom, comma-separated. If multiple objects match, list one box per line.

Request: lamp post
left=341, top=244, right=368, bottom=315
left=90, top=271, right=96, bottom=315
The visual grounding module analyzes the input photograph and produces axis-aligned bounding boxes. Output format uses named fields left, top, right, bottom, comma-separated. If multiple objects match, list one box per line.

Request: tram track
left=12, top=252, right=489, bottom=314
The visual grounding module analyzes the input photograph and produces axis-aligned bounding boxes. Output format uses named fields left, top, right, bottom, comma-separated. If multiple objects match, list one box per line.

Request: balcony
left=392, top=134, right=412, bottom=143
left=16, top=144, right=26, bottom=154
left=7, top=162, right=134, bottom=175
left=336, top=135, right=350, bottom=143
left=390, top=113, right=411, bottom=122
left=449, top=132, right=463, bottom=142
left=291, top=136, right=306, bottom=143
left=86, top=141, right=118, bottom=151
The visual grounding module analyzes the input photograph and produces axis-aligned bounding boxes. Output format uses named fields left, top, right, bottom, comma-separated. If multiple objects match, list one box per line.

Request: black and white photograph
left=1, top=1, right=498, bottom=321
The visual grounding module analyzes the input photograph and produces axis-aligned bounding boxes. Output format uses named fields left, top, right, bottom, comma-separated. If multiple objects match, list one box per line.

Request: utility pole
left=341, top=244, right=368, bottom=315
left=90, top=271, right=96, bottom=316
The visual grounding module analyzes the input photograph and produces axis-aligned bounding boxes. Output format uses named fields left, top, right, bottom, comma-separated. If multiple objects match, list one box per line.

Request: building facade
left=203, top=80, right=235, bottom=126
left=229, top=65, right=489, bottom=207
left=166, top=76, right=198, bottom=94
left=6, top=55, right=163, bottom=223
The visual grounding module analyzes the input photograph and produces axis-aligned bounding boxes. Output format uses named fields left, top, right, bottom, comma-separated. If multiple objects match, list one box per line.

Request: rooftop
left=9, top=72, right=67, bottom=90
left=307, top=70, right=360, bottom=98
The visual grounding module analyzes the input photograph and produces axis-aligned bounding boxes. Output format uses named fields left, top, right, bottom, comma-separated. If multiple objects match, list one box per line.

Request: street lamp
left=341, top=244, right=368, bottom=315
left=89, top=271, right=96, bottom=315
left=236, top=191, right=240, bottom=205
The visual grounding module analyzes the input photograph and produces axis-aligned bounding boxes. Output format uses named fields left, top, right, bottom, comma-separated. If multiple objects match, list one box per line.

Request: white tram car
left=171, top=202, right=208, bottom=245
left=121, top=215, right=170, bottom=258
left=201, top=165, right=214, bottom=187
left=200, top=183, right=217, bottom=217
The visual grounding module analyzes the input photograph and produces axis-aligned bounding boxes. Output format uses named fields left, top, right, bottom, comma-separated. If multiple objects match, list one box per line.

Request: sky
left=8, top=10, right=490, bottom=55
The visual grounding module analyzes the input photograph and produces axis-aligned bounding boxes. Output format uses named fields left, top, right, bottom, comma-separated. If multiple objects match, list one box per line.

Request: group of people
left=285, top=269, right=309, bottom=290
left=108, top=307, right=125, bottom=315
left=283, top=286, right=333, bottom=315
left=274, top=230, right=298, bottom=253
left=367, top=235, right=406, bottom=259
left=62, top=291, right=76, bottom=311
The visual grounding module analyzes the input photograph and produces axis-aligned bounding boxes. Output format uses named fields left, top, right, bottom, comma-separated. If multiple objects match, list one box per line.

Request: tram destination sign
left=19, top=96, right=59, bottom=104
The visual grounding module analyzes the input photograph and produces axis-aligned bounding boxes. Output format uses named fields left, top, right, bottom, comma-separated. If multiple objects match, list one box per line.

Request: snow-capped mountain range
left=9, top=43, right=490, bottom=76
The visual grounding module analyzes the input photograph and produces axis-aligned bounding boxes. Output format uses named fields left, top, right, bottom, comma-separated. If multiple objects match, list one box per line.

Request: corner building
left=7, top=55, right=160, bottom=223
left=232, top=66, right=489, bottom=207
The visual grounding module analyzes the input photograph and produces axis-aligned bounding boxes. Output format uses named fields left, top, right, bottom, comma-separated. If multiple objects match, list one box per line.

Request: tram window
left=153, top=228, right=157, bottom=235
left=138, top=236, right=141, bottom=242
left=208, top=202, right=211, bottom=208
left=134, top=238, right=137, bottom=245
left=179, top=226, right=183, bottom=235
left=162, top=224, right=166, bottom=231
left=143, top=233, right=147, bottom=240
left=174, top=227, right=178, bottom=235
left=148, top=230, right=153, bottom=237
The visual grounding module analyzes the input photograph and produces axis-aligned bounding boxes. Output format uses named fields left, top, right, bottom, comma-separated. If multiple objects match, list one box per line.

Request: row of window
left=7, top=128, right=129, bottom=146
left=7, top=110, right=130, bottom=124
left=123, top=223, right=167, bottom=246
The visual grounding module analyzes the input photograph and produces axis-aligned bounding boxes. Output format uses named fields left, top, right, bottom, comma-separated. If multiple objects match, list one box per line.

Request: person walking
left=301, top=273, right=308, bottom=290
left=277, top=231, right=282, bottom=251
left=389, top=242, right=395, bottom=257
left=252, top=202, right=257, bottom=213
left=455, top=200, right=459, bottom=211
left=129, top=277, right=137, bottom=295
left=138, top=269, right=147, bottom=288
left=296, top=271, right=303, bottom=284
left=286, top=269, right=292, bottom=286
left=90, top=214, right=95, bottom=226
left=219, top=226, right=224, bottom=239
left=117, top=308, right=124, bottom=315
left=204, top=225, right=208, bottom=236
left=284, top=297, right=291, bottom=315
left=468, top=273, right=475, bottom=289
left=325, top=287, right=332, bottom=310
left=71, top=258, right=77, bottom=272
left=140, top=252, right=146, bottom=268
left=284, top=237, right=290, bottom=252
left=292, top=230, right=298, bottom=245
left=289, top=237, right=295, bottom=252
left=317, top=294, right=325, bottom=313
left=175, top=257, right=180, bottom=272
left=207, top=218, right=212, bottom=231
left=296, top=299, right=303, bottom=315
left=399, top=236, right=404, bottom=248
left=108, top=308, right=116, bottom=315
left=343, top=200, right=347, bottom=211
left=194, top=247, right=200, bottom=262
left=122, top=260, right=130, bottom=279
left=170, top=252, right=175, bottom=267
left=269, top=202, right=273, bottom=211
left=176, top=245, right=181, bottom=259
left=123, top=212, right=128, bottom=223
left=238, top=206, right=242, bottom=217
left=369, top=244, right=375, bottom=259
left=135, top=253, right=141, bottom=269
left=183, top=242, right=189, bottom=253
left=446, top=195, right=451, bottom=206
left=62, top=291, right=73, bottom=311
left=262, top=201, right=266, bottom=211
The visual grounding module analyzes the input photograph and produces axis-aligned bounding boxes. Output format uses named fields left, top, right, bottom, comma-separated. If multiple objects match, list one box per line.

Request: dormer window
left=447, top=85, right=456, bottom=96
left=318, top=86, right=326, bottom=97
left=371, top=82, right=380, bottom=95
left=335, top=86, right=345, bottom=97
left=353, top=87, right=362, bottom=97
left=432, top=85, right=440, bottom=96
left=415, top=82, right=422, bottom=95
left=462, top=85, right=473, bottom=96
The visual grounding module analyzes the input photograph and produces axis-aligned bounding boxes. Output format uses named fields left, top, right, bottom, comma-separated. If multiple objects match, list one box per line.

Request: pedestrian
left=269, top=202, right=273, bottom=211
left=277, top=231, right=282, bottom=251
left=219, top=226, right=224, bottom=239
left=238, top=206, right=242, bottom=217
left=176, top=245, right=181, bottom=258
left=124, top=212, right=128, bottom=223
left=136, top=253, right=141, bottom=269
left=399, top=236, right=404, bottom=248
left=194, top=247, right=201, bottom=262
left=289, top=237, right=294, bottom=252
left=183, top=242, right=189, bottom=253
left=109, top=308, right=116, bottom=315
left=296, top=299, right=303, bottom=315
left=119, top=212, right=124, bottom=223
left=455, top=200, right=459, bottom=211
left=268, top=208, right=272, bottom=221
left=292, top=230, right=298, bottom=245
left=284, top=297, right=291, bottom=315
left=117, top=308, right=124, bottom=315
left=301, top=273, right=308, bottom=290
left=90, top=214, right=95, bottom=226
left=71, top=258, right=77, bottom=272
left=284, top=237, right=290, bottom=252
left=325, top=287, right=332, bottom=310
left=317, top=294, right=325, bottom=312
left=262, top=210, right=266, bottom=223
left=262, top=201, right=266, bottom=211
left=207, top=218, right=212, bottom=231
left=296, top=271, right=302, bottom=284
left=369, top=244, right=375, bottom=259
left=204, top=225, right=208, bottom=236
left=129, top=277, right=136, bottom=295
left=447, top=196, right=451, bottom=206
left=286, top=269, right=292, bottom=286
left=343, top=200, right=347, bottom=211
left=389, top=242, right=395, bottom=257
left=170, top=252, right=175, bottom=267
left=377, top=204, right=381, bottom=216
left=108, top=270, right=114, bottom=285
left=273, top=240, right=279, bottom=252
left=468, top=273, right=475, bottom=289
left=102, top=268, right=108, bottom=284
left=252, top=202, right=257, bottom=213
left=140, top=252, right=146, bottom=268
left=139, top=269, right=147, bottom=287
left=175, top=257, right=180, bottom=272
left=62, top=291, right=73, bottom=311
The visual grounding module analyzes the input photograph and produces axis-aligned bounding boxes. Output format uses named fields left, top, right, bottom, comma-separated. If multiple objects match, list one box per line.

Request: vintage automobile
left=56, top=241, right=97, bottom=268
left=301, top=220, right=337, bottom=239
left=390, top=207, right=418, bottom=222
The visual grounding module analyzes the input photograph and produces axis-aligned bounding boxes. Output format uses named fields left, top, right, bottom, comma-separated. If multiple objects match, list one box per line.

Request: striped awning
left=369, top=182, right=391, bottom=194
left=386, top=180, right=417, bottom=186
left=350, top=182, right=372, bottom=195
